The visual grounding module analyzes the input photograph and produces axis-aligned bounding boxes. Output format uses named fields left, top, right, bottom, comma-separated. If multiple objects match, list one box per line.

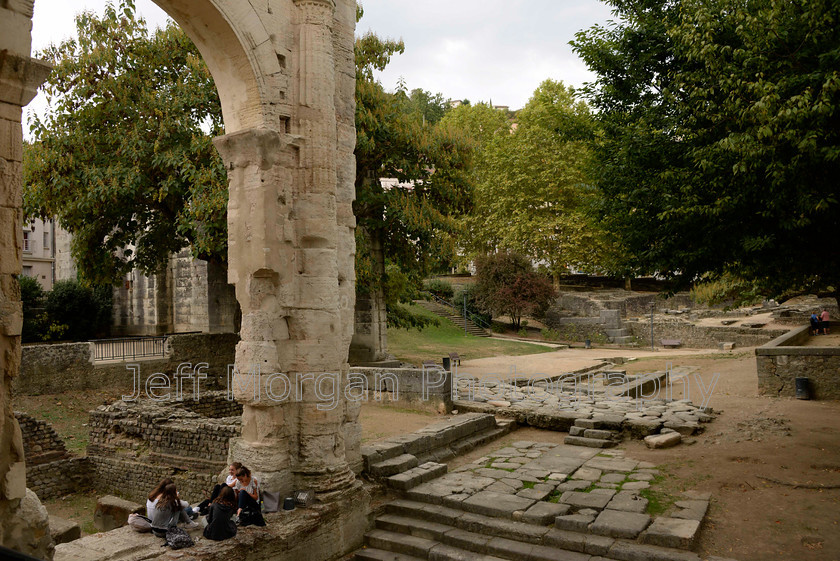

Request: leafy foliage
left=354, top=8, right=474, bottom=328
left=24, top=0, right=226, bottom=285
left=423, top=279, right=454, bottom=300
left=19, top=276, right=46, bottom=343
left=572, top=0, right=840, bottom=305
left=45, top=280, right=113, bottom=341
left=446, top=81, right=613, bottom=277
left=473, top=252, right=556, bottom=328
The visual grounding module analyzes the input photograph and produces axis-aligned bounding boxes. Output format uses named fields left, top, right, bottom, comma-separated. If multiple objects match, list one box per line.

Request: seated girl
left=147, top=483, right=195, bottom=537
left=235, top=466, right=265, bottom=526
left=198, top=462, right=242, bottom=515
left=203, top=485, right=238, bottom=541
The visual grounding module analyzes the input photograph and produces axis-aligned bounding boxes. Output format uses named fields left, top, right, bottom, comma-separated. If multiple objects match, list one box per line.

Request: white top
left=225, top=474, right=237, bottom=487
left=235, top=476, right=259, bottom=497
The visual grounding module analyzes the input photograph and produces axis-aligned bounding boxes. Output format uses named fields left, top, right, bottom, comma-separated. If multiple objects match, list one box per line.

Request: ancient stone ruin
left=2, top=0, right=364, bottom=558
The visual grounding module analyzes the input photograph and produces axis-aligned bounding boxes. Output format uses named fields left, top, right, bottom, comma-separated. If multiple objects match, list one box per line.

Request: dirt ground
left=15, top=347, right=840, bottom=559
left=361, top=350, right=840, bottom=561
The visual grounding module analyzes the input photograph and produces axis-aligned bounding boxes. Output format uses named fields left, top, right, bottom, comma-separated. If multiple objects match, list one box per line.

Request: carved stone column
left=0, top=1, right=54, bottom=556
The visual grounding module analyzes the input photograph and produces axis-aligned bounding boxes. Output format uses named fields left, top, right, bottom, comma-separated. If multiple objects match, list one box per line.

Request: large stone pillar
left=0, top=1, right=54, bottom=557
left=215, top=0, right=360, bottom=498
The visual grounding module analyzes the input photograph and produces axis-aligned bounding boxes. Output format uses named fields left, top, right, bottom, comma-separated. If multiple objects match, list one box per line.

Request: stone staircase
left=415, top=299, right=490, bottom=337
left=352, top=443, right=734, bottom=561
left=362, top=413, right=515, bottom=489
left=564, top=418, right=622, bottom=449
left=600, top=310, right=634, bottom=345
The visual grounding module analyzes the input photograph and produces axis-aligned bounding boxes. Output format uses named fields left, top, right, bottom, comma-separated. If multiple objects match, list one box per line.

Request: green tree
left=24, top=0, right=226, bottom=285
left=457, top=81, right=611, bottom=279
left=572, top=0, right=840, bottom=306
left=19, top=276, right=46, bottom=343
left=355, top=9, right=474, bottom=329
left=399, top=87, right=450, bottom=125
left=473, top=252, right=556, bottom=329
left=45, top=280, right=112, bottom=341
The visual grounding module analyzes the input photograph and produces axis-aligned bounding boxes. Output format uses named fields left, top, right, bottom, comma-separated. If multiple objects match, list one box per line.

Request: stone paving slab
left=560, top=491, right=613, bottom=510
left=590, top=509, right=651, bottom=539
left=641, top=517, right=701, bottom=549
left=461, top=491, right=536, bottom=518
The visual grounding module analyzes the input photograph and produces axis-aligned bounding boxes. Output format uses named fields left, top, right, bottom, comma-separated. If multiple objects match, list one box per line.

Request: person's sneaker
left=232, top=514, right=240, bottom=526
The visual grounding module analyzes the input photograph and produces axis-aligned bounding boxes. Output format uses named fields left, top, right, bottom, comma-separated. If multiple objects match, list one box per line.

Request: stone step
left=366, top=529, right=438, bottom=558
left=604, top=328, right=629, bottom=338
left=387, top=462, right=448, bottom=491
left=563, top=435, right=618, bottom=448
left=611, top=336, right=635, bottom=345
left=370, top=453, right=420, bottom=477
left=355, top=548, right=425, bottom=561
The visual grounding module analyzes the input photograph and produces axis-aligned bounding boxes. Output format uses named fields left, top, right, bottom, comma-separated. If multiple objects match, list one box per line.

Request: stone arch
left=2, top=1, right=360, bottom=558
left=148, top=0, right=283, bottom=132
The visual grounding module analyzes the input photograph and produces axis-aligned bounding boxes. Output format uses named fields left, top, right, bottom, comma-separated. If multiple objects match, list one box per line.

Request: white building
left=21, top=218, right=59, bottom=290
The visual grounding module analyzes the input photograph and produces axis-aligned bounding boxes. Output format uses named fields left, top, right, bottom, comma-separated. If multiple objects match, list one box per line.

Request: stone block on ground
left=590, top=509, right=651, bottom=539
left=520, top=502, right=571, bottom=525
left=370, top=453, right=420, bottom=477
left=644, top=432, right=681, bottom=449
left=641, top=517, right=701, bottom=549
left=607, top=540, right=702, bottom=561
left=49, top=515, right=81, bottom=545
left=554, top=513, right=594, bottom=532
left=606, top=491, right=648, bottom=514
left=93, top=495, right=143, bottom=532
left=564, top=436, right=616, bottom=449
left=672, top=499, right=709, bottom=521
left=461, top=491, right=536, bottom=518
left=560, top=491, right=613, bottom=511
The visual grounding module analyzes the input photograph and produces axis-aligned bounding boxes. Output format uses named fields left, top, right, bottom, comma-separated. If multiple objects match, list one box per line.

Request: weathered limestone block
left=93, top=495, right=144, bottom=532
left=49, top=515, right=81, bottom=545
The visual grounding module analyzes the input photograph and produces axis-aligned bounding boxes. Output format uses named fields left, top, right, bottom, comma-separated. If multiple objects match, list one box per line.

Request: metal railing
left=421, top=291, right=492, bottom=330
left=92, top=336, right=167, bottom=362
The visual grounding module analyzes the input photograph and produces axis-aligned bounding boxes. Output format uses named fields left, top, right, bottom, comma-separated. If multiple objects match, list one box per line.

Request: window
left=43, top=231, right=50, bottom=251
left=22, top=231, right=31, bottom=252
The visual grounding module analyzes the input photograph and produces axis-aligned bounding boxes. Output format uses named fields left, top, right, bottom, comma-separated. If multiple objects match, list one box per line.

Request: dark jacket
left=203, top=502, right=237, bottom=541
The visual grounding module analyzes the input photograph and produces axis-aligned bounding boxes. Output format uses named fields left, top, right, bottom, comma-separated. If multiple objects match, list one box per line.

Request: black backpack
left=164, top=526, right=194, bottom=549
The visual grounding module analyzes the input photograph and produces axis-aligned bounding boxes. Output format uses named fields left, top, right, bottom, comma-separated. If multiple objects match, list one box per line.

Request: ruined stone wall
left=349, top=367, right=452, bottom=413
left=86, top=399, right=240, bottom=502
left=14, top=411, right=69, bottom=465
left=111, top=249, right=238, bottom=337
left=552, top=291, right=696, bottom=319
left=16, top=332, right=238, bottom=395
left=625, top=319, right=787, bottom=349
left=756, top=326, right=840, bottom=399
left=14, top=412, right=92, bottom=500
left=26, top=457, right=92, bottom=501
left=181, top=390, right=243, bottom=418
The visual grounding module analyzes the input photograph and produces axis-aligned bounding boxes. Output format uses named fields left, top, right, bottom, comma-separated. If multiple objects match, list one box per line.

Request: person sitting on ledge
left=235, top=466, right=266, bottom=526
left=147, top=482, right=197, bottom=537
left=197, top=462, right=242, bottom=515
left=203, top=485, right=238, bottom=541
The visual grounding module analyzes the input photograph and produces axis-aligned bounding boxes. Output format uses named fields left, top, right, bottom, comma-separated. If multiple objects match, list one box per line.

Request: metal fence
left=92, top=336, right=167, bottom=362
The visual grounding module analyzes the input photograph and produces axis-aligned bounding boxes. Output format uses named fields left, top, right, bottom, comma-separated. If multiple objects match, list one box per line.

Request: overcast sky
left=25, top=0, right=613, bottom=133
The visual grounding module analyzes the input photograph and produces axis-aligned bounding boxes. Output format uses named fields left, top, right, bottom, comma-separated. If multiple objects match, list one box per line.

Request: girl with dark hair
left=198, top=462, right=243, bottom=515
left=203, top=486, right=237, bottom=541
left=235, top=466, right=265, bottom=526
left=146, top=481, right=197, bottom=537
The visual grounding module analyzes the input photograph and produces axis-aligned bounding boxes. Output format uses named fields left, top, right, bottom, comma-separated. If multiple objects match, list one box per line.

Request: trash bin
left=442, top=357, right=451, bottom=371
left=795, top=377, right=810, bottom=400
left=584, top=339, right=591, bottom=349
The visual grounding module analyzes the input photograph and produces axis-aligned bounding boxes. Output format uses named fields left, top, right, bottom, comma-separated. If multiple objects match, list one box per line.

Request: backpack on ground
left=164, top=526, right=194, bottom=549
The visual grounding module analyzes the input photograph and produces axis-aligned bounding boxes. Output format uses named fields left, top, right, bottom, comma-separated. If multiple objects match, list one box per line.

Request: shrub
left=491, top=321, right=507, bottom=334
left=474, top=252, right=556, bottom=328
left=541, top=328, right=562, bottom=341
left=518, top=328, right=528, bottom=337
left=45, top=280, right=112, bottom=341
left=19, top=276, right=46, bottom=343
left=424, top=278, right=455, bottom=300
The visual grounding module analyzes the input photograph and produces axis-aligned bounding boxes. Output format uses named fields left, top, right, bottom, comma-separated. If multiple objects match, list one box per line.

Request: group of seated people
left=146, top=462, right=264, bottom=542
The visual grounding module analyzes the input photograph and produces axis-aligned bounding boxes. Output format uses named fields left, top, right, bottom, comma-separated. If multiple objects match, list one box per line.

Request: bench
left=448, top=352, right=461, bottom=366
left=661, top=339, right=682, bottom=348
left=422, top=360, right=439, bottom=369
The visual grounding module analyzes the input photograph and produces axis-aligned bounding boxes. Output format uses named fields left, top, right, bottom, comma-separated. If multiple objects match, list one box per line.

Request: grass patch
left=522, top=481, right=536, bottom=489
left=640, top=487, right=673, bottom=516
left=43, top=491, right=100, bottom=536
left=388, top=304, right=554, bottom=365
left=14, top=389, right=122, bottom=453
left=546, top=490, right=562, bottom=503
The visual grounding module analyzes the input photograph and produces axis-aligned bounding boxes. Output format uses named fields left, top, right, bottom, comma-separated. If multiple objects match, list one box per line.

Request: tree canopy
left=24, top=0, right=226, bottom=285
left=473, top=251, right=555, bottom=329
left=354, top=10, right=474, bottom=328
left=572, top=0, right=840, bottom=304
left=445, top=81, right=612, bottom=278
